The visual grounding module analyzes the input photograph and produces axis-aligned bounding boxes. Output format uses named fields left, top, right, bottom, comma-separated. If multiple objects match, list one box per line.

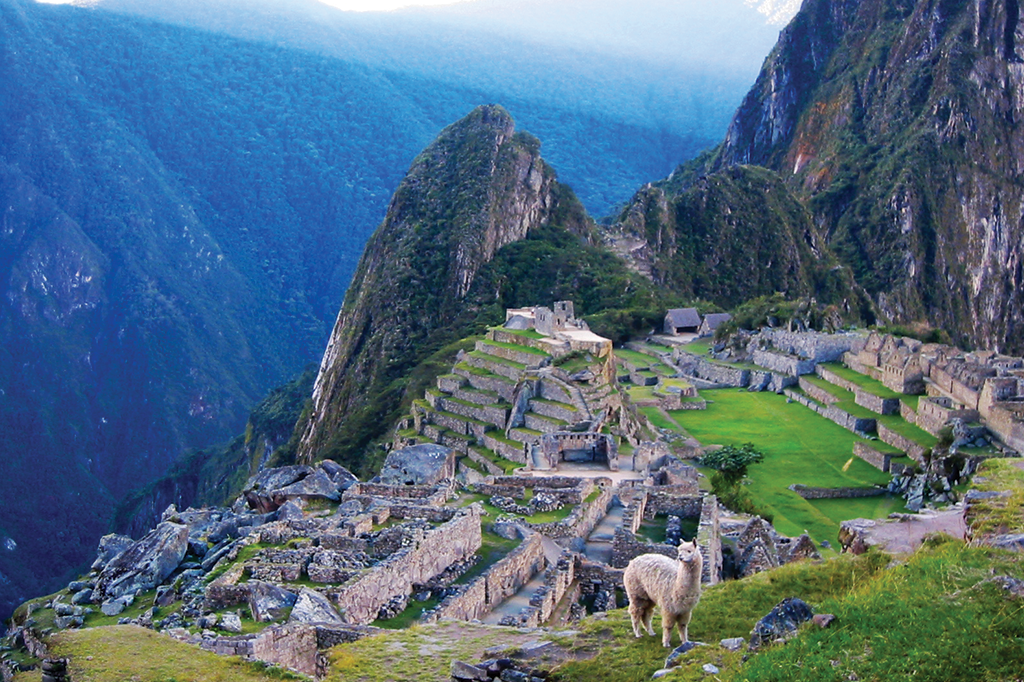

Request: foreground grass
left=554, top=551, right=891, bottom=682
left=670, top=389, right=895, bottom=546
left=966, top=458, right=1024, bottom=538
left=554, top=540, right=1024, bottom=682
left=47, top=626, right=303, bottom=682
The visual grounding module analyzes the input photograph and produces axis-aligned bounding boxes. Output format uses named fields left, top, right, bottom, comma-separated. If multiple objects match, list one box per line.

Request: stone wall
left=758, top=330, right=863, bottom=363
left=854, top=391, right=901, bottom=416
left=499, top=550, right=577, bottom=628
left=461, top=370, right=517, bottom=402
left=900, top=400, right=918, bottom=425
left=877, top=423, right=928, bottom=462
left=752, top=349, right=816, bottom=376
left=436, top=396, right=509, bottom=428
left=853, top=442, right=909, bottom=474
left=784, top=387, right=875, bottom=433
left=526, top=483, right=613, bottom=542
left=917, top=397, right=979, bottom=435
left=332, top=507, right=482, bottom=625
left=481, top=433, right=528, bottom=463
left=466, top=448, right=505, bottom=477
left=929, top=365, right=981, bottom=410
left=696, top=494, right=722, bottom=585
left=798, top=377, right=838, bottom=405
left=816, top=366, right=858, bottom=393
left=250, top=623, right=322, bottom=679
left=314, top=624, right=385, bottom=649
left=424, top=533, right=547, bottom=623
left=476, top=340, right=549, bottom=368
left=789, top=484, right=887, bottom=499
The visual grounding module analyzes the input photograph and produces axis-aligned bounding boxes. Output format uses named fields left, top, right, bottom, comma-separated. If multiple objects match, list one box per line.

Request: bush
left=700, top=442, right=765, bottom=485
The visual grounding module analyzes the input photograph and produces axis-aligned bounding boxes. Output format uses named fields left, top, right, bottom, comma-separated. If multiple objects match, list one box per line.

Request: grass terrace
left=498, top=327, right=545, bottom=340
left=821, top=362, right=903, bottom=399
left=876, top=413, right=938, bottom=448
left=466, top=350, right=526, bottom=370
left=669, top=389, right=894, bottom=547
left=615, top=348, right=657, bottom=367
left=478, top=339, right=550, bottom=356
left=681, top=339, right=713, bottom=355
left=471, top=446, right=524, bottom=474
left=39, top=626, right=306, bottom=682
left=627, top=385, right=659, bottom=402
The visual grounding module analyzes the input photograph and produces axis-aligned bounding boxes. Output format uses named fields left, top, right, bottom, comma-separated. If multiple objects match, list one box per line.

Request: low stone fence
left=900, top=400, right=918, bottom=425
left=877, top=423, right=929, bottom=462
left=251, top=623, right=322, bottom=679
left=854, top=390, right=900, bottom=416
left=853, top=442, right=910, bottom=474
left=816, top=366, right=859, bottom=393
left=332, top=507, right=482, bottom=625
left=798, top=377, right=838, bottom=405
left=476, top=340, right=548, bottom=368
left=481, top=433, right=528, bottom=463
left=784, top=388, right=875, bottom=434
left=788, top=484, right=887, bottom=499
left=466, top=448, right=506, bottom=477
left=423, top=533, right=547, bottom=623
left=314, top=624, right=384, bottom=649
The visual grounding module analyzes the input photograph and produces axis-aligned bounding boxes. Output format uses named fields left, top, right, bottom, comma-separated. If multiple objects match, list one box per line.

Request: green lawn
left=627, top=385, right=659, bottom=402
left=669, top=389, right=892, bottom=547
left=681, top=339, right=713, bottom=355
left=639, top=405, right=677, bottom=431
left=498, top=327, right=545, bottom=340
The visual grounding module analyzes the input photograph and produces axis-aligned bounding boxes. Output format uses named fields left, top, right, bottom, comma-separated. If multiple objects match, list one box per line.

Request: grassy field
left=615, top=348, right=656, bottom=367
left=555, top=539, right=1024, bottom=682
left=669, top=389, right=897, bottom=546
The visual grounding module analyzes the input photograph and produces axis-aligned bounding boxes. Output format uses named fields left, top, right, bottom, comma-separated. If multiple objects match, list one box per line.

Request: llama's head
left=677, top=540, right=701, bottom=565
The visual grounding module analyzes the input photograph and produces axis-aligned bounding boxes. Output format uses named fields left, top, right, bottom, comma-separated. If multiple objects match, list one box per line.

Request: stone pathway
left=583, top=504, right=625, bottom=564
left=483, top=572, right=548, bottom=624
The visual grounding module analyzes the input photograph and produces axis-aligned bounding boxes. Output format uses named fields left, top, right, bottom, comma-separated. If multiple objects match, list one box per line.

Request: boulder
left=70, top=589, right=93, bottom=605
left=664, top=640, right=706, bottom=668
left=220, top=612, right=243, bottom=633
left=247, top=581, right=298, bottom=622
left=451, top=660, right=489, bottom=682
left=319, top=459, right=358, bottom=489
left=289, top=587, right=345, bottom=625
left=90, top=534, right=134, bottom=571
left=100, top=598, right=130, bottom=617
left=94, top=522, right=189, bottom=601
left=154, top=585, right=177, bottom=607
left=272, top=469, right=341, bottom=507
left=748, top=597, right=814, bottom=651
left=376, top=443, right=456, bottom=486
left=277, top=499, right=306, bottom=522
left=244, top=465, right=314, bottom=512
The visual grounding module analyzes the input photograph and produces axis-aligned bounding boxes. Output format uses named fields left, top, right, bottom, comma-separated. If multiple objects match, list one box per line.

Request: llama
left=623, top=540, right=703, bottom=648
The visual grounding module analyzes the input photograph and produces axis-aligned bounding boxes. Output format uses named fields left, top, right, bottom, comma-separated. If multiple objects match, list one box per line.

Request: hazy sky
left=318, top=0, right=463, bottom=10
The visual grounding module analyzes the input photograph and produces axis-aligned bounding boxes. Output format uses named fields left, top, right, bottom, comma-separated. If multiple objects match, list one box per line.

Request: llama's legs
left=628, top=599, right=645, bottom=638
left=642, top=604, right=656, bottom=636
left=677, top=609, right=693, bottom=644
left=661, top=609, right=675, bottom=648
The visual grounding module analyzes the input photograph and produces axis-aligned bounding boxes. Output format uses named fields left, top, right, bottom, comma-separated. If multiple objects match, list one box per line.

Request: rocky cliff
left=296, top=105, right=593, bottom=469
left=712, top=0, right=1024, bottom=351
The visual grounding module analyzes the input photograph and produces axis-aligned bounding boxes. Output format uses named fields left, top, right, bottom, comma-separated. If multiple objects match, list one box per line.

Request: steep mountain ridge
left=296, top=105, right=592, bottom=468
left=711, top=0, right=1024, bottom=351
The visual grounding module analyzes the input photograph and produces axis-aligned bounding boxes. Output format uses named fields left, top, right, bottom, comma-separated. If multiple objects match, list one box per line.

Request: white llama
left=623, top=540, right=703, bottom=648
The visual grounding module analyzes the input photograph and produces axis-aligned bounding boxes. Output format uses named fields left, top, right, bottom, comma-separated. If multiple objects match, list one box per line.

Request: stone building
left=664, top=308, right=701, bottom=335
left=698, top=312, right=732, bottom=337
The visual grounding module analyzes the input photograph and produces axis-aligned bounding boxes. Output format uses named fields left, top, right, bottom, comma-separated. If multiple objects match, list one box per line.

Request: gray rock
left=719, top=637, right=745, bottom=651
left=376, top=443, right=456, bottom=486
left=289, top=587, right=344, bottom=625
left=451, top=660, right=489, bottom=681
left=91, top=534, right=134, bottom=571
left=748, top=597, right=814, bottom=651
left=652, top=669, right=673, bottom=679
left=247, top=581, right=297, bottom=622
left=52, top=602, right=77, bottom=617
left=94, top=522, right=189, bottom=601
left=319, top=459, right=358, bottom=489
left=272, top=469, right=341, bottom=507
left=220, top=612, right=243, bottom=633
left=987, top=533, right=1024, bottom=552
left=100, top=598, right=129, bottom=617
left=664, top=640, right=706, bottom=668
left=498, top=671, right=531, bottom=682
left=70, top=589, right=93, bottom=605
left=196, top=614, right=219, bottom=630
left=702, top=663, right=720, bottom=674
left=276, top=499, right=306, bottom=522
left=334, top=500, right=365, bottom=517
left=54, top=615, right=83, bottom=630
left=154, top=585, right=177, bottom=608
left=244, top=465, right=314, bottom=512
left=67, top=580, right=92, bottom=593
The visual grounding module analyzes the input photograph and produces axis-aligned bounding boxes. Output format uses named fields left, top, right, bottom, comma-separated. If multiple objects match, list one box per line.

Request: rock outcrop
left=714, top=0, right=1024, bottom=352
left=93, top=522, right=189, bottom=601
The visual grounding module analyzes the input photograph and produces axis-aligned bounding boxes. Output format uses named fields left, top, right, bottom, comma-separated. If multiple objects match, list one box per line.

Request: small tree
left=700, top=443, right=765, bottom=485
